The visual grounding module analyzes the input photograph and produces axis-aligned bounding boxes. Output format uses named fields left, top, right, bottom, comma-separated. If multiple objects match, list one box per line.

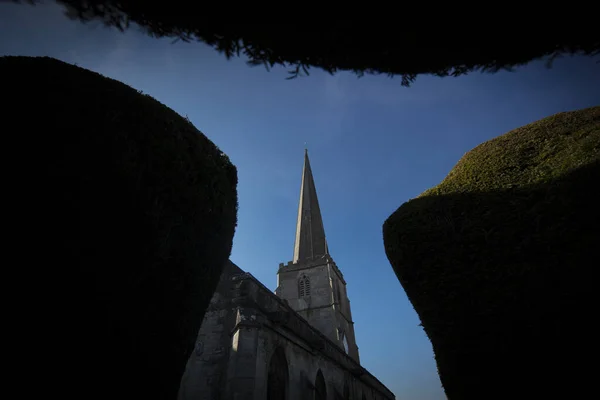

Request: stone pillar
left=250, top=330, right=270, bottom=400
left=224, top=307, right=260, bottom=400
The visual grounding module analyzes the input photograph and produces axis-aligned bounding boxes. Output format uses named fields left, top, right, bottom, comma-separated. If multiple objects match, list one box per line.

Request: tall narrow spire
left=293, top=149, right=329, bottom=263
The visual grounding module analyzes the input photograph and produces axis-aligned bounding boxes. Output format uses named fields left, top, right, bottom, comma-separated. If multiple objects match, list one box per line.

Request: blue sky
left=3, top=3, right=599, bottom=399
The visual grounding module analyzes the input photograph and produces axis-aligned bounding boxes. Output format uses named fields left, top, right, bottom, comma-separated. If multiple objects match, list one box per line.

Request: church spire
left=293, top=149, right=329, bottom=263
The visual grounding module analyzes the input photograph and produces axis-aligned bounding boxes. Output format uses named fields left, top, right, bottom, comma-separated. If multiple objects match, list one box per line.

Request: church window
left=298, top=275, right=311, bottom=297
left=342, top=333, right=349, bottom=354
left=267, top=347, right=288, bottom=400
left=315, top=369, right=327, bottom=400
left=338, top=328, right=349, bottom=353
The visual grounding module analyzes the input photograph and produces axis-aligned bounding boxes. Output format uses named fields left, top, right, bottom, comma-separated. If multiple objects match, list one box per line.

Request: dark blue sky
left=3, top=3, right=598, bottom=399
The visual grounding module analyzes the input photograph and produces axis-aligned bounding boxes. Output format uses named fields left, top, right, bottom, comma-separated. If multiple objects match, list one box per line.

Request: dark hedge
left=383, top=106, right=599, bottom=399
left=1, top=56, right=238, bottom=399
left=16, top=0, right=600, bottom=86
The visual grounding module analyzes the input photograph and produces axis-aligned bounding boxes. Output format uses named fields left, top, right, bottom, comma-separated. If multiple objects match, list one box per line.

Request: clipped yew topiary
left=383, top=107, right=599, bottom=399
left=2, top=56, right=237, bottom=399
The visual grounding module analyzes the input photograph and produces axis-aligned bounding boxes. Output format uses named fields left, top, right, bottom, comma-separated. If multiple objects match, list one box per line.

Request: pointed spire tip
left=293, top=148, right=328, bottom=263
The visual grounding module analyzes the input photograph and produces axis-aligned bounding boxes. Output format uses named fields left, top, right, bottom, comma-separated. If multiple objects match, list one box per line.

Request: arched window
left=343, top=381, right=350, bottom=400
left=298, top=275, right=311, bottom=297
left=342, top=332, right=349, bottom=354
left=267, top=347, right=288, bottom=400
left=315, top=369, right=326, bottom=400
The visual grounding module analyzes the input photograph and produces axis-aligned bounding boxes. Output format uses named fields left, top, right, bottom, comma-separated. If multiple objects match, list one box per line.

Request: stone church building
left=179, top=150, right=395, bottom=400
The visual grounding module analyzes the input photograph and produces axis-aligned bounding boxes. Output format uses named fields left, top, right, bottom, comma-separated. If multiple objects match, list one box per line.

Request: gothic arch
left=267, top=347, right=289, bottom=400
left=299, top=275, right=311, bottom=297
left=339, top=329, right=349, bottom=354
left=343, top=380, right=350, bottom=400
left=314, top=369, right=327, bottom=400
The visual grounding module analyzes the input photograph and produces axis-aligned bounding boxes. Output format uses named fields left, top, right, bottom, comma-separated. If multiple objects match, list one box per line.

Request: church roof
left=293, top=149, right=329, bottom=263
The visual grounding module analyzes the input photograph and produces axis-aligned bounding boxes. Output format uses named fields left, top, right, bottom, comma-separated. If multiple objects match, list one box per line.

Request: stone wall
left=180, top=261, right=395, bottom=400
left=178, top=261, right=244, bottom=400
left=235, top=271, right=395, bottom=400
left=276, top=256, right=361, bottom=363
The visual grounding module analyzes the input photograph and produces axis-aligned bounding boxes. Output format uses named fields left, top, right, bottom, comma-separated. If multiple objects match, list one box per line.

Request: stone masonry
left=179, top=149, right=395, bottom=399
left=178, top=260, right=395, bottom=400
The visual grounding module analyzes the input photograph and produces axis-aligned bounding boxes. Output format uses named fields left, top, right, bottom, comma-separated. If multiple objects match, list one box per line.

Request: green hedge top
left=382, top=105, right=599, bottom=331
left=382, top=106, right=599, bottom=398
left=425, top=106, right=600, bottom=196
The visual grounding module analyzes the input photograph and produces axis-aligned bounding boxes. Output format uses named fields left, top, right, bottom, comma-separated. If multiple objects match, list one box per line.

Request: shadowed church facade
left=179, top=150, right=395, bottom=400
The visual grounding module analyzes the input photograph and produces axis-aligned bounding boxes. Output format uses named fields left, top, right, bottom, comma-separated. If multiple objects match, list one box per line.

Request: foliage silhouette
left=384, top=106, right=599, bottom=399
left=1, top=55, right=238, bottom=399
left=14, top=0, right=600, bottom=85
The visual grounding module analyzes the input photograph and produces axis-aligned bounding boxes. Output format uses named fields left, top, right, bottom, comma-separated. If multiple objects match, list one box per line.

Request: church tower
left=276, top=149, right=360, bottom=363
